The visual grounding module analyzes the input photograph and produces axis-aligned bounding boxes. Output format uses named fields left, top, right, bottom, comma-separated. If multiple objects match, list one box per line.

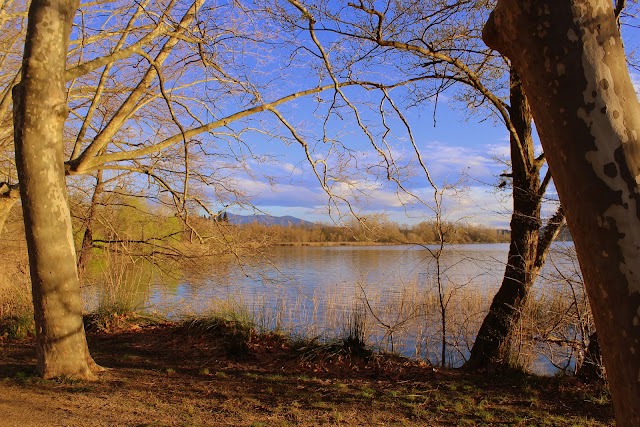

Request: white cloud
left=329, top=180, right=410, bottom=209
left=228, top=174, right=518, bottom=227
left=445, top=186, right=512, bottom=227
left=212, top=139, right=535, bottom=227
left=280, top=162, right=304, bottom=176
left=487, top=143, right=511, bottom=160
left=231, top=176, right=325, bottom=208
left=415, top=141, right=504, bottom=183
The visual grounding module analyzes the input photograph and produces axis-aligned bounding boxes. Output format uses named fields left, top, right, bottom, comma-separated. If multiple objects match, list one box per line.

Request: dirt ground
left=0, top=322, right=614, bottom=427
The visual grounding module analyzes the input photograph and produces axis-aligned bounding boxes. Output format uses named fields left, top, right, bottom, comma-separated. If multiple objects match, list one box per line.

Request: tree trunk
left=577, top=332, right=603, bottom=381
left=77, top=170, right=104, bottom=273
left=484, top=1, right=640, bottom=424
left=465, top=72, right=544, bottom=370
left=13, top=0, right=100, bottom=379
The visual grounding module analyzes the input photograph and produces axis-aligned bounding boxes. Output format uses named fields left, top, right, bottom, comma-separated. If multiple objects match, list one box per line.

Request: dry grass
left=0, top=213, right=33, bottom=339
left=160, top=275, right=592, bottom=375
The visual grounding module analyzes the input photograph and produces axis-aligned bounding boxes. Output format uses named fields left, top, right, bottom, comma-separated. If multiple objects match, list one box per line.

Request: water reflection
left=151, top=244, right=511, bottom=314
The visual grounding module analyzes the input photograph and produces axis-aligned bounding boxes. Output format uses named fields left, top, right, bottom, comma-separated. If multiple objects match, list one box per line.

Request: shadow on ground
left=0, top=323, right=614, bottom=427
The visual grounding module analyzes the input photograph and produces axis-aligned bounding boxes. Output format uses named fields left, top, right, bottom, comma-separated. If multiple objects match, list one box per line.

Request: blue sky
left=207, top=4, right=640, bottom=229
left=179, top=2, right=540, bottom=228
left=61, top=1, right=638, bottom=230
left=225, top=94, right=530, bottom=228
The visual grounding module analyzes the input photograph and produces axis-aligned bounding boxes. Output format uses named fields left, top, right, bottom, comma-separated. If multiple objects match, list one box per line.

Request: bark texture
left=13, top=0, right=99, bottom=379
left=484, top=1, right=640, bottom=424
left=465, top=73, right=562, bottom=370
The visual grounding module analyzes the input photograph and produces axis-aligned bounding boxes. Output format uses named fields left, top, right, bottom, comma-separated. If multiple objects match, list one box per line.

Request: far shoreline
left=273, top=241, right=510, bottom=247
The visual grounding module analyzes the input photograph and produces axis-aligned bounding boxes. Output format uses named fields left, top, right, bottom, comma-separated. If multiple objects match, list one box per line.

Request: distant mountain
left=226, top=213, right=315, bottom=227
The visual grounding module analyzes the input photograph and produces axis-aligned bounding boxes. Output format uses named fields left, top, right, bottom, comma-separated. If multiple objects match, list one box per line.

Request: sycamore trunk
left=13, top=0, right=99, bottom=379
left=484, top=1, right=640, bottom=424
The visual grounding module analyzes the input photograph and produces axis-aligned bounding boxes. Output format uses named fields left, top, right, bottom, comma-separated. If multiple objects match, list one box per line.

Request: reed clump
left=82, top=248, right=154, bottom=332
left=172, top=272, right=595, bottom=376
left=0, top=226, right=33, bottom=339
left=183, top=316, right=253, bottom=359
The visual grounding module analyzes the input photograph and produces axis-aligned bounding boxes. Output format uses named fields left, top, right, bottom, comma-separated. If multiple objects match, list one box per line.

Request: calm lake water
left=89, top=242, right=580, bottom=372
left=147, top=242, right=575, bottom=314
left=148, top=243, right=511, bottom=315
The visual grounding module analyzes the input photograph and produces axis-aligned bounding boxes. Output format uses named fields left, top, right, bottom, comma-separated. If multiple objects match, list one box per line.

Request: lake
left=88, top=242, right=583, bottom=372
left=146, top=242, right=575, bottom=314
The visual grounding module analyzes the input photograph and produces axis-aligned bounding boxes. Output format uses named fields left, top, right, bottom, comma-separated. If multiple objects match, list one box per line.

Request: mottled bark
left=484, top=1, right=640, bottom=424
left=13, top=0, right=100, bottom=379
left=465, top=73, right=563, bottom=370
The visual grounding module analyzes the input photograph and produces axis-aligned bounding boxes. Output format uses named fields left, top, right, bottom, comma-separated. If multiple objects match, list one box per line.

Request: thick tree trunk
left=484, top=1, right=640, bottom=424
left=13, top=0, right=100, bottom=379
left=466, top=72, right=544, bottom=370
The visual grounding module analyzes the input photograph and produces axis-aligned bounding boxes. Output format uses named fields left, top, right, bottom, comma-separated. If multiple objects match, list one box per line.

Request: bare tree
left=274, top=0, right=567, bottom=369
left=482, top=0, right=640, bottom=424
left=0, top=0, right=26, bottom=232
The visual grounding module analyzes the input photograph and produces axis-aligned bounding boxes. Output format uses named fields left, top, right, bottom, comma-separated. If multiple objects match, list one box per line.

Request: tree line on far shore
left=67, top=194, right=514, bottom=258
left=229, top=215, right=511, bottom=245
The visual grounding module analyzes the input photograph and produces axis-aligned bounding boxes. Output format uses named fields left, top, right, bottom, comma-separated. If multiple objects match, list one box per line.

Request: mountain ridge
left=226, top=213, right=315, bottom=227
